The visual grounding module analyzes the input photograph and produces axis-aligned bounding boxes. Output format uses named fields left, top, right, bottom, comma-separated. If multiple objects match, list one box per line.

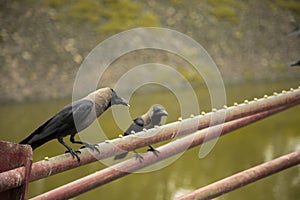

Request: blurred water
left=0, top=81, right=299, bottom=200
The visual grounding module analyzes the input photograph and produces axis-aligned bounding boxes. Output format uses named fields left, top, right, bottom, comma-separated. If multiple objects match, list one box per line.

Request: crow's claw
left=65, top=149, right=81, bottom=162
left=134, top=152, right=144, bottom=163
left=147, top=146, right=160, bottom=157
left=80, top=143, right=100, bottom=153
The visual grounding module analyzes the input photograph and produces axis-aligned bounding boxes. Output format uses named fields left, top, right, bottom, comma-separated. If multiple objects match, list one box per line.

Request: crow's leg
left=147, top=145, right=160, bottom=157
left=70, top=135, right=100, bottom=153
left=133, top=150, right=144, bottom=163
left=58, top=137, right=81, bottom=162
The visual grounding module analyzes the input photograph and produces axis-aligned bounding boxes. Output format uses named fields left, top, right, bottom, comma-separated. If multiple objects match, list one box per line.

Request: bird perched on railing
left=288, top=26, right=300, bottom=37
left=114, top=105, right=168, bottom=160
left=20, top=87, right=129, bottom=162
left=289, top=60, right=300, bottom=67
left=287, top=26, right=300, bottom=67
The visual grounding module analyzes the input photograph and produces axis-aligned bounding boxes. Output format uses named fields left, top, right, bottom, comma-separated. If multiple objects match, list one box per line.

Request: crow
left=114, top=105, right=168, bottom=160
left=288, top=26, right=300, bottom=37
left=289, top=60, right=300, bottom=67
left=20, top=87, right=129, bottom=162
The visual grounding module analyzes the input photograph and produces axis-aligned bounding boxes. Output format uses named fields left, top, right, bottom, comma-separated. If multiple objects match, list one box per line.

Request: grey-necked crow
left=290, top=60, right=300, bottom=67
left=288, top=27, right=300, bottom=37
left=20, top=87, right=129, bottom=162
left=114, top=105, right=168, bottom=160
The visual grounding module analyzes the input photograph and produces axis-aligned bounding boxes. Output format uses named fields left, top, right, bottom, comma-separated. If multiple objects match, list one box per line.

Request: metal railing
left=1, top=87, right=300, bottom=199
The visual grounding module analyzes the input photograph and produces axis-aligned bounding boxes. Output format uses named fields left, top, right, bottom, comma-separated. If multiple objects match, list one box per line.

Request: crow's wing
left=114, top=117, right=145, bottom=160
left=21, top=100, right=94, bottom=146
left=123, top=117, right=144, bottom=136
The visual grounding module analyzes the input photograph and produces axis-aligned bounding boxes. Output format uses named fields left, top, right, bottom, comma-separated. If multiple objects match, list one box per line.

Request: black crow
left=289, top=60, right=300, bottom=67
left=20, top=87, right=129, bottom=162
left=114, top=105, right=168, bottom=160
left=288, top=26, right=300, bottom=37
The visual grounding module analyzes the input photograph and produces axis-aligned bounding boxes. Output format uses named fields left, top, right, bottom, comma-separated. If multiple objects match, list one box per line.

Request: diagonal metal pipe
left=176, top=150, right=300, bottom=200
left=0, top=88, right=299, bottom=193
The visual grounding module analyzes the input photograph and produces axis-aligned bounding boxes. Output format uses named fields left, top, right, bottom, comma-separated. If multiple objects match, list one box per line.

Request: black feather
left=20, top=100, right=93, bottom=149
left=114, top=117, right=144, bottom=159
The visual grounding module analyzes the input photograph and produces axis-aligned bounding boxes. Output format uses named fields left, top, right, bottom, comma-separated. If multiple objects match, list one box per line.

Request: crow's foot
left=147, top=146, right=160, bottom=157
left=80, top=143, right=100, bottom=153
left=65, top=149, right=81, bottom=162
left=134, top=152, right=144, bottom=163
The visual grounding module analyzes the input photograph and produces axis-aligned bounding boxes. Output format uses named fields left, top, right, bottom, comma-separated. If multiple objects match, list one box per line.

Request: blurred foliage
left=274, top=0, right=300, bottom=18
left=177, top=67, right=204, bottom=84
left=44, top=0, right=159, bottom=35
left=207, top=0, right=248, bottom=24
left=168, top=0, right=184, bottom=6
left=270, top=62, right=287, bottom=72
left=242, top=69, right=254, bottom=80
left=1, top=0, right=300, bottom=101
left=232, top=31, right=243, bottom=40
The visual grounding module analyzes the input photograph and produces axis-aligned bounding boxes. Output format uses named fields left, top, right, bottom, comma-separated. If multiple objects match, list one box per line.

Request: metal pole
left=176, top=150, right=300, bottom=200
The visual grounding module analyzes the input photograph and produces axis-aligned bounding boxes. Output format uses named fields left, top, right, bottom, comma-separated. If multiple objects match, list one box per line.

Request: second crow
left=114, top=105, right=168, bottom=160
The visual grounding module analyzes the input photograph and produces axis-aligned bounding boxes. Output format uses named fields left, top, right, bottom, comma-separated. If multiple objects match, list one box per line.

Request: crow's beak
left=120, top=98, right=130, bottom=107
left=159, top=109, right=168, bottom=116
